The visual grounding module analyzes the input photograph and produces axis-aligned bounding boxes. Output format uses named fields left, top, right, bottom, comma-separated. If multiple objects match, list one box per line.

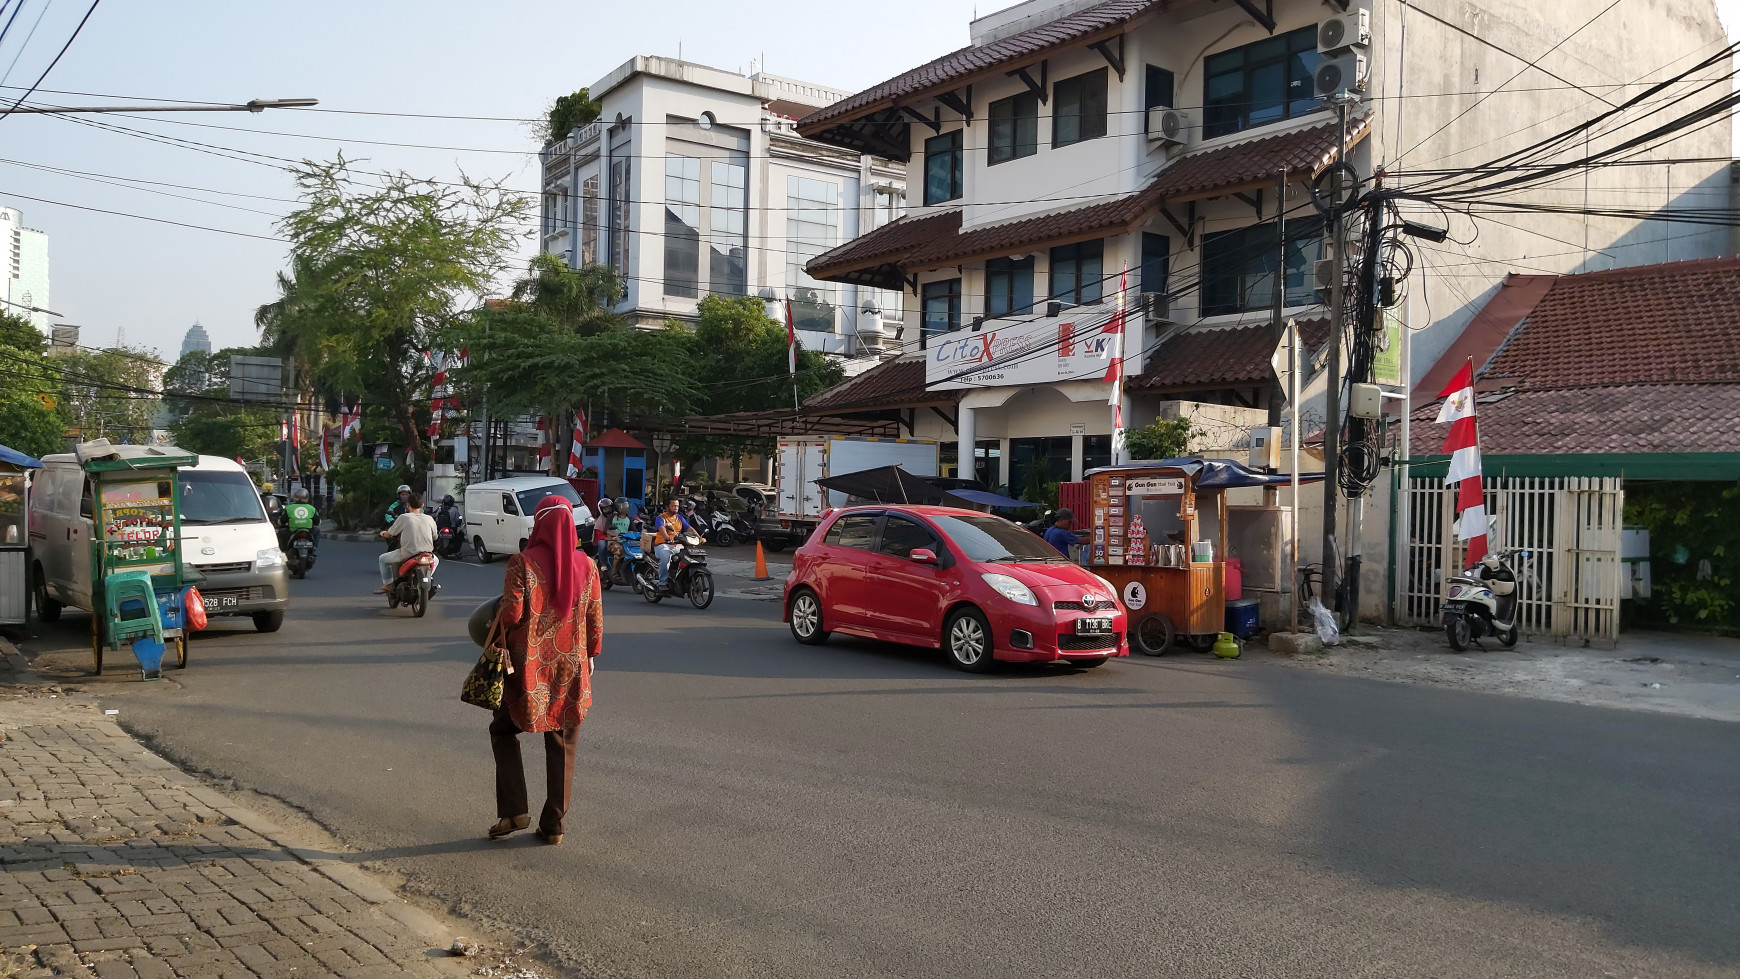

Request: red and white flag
left=785, top=300, right=799, bottom=376
left=1436, top=359, right=1487, bottom=566
left=1106, top=266, right=1129, bottom=449
left=536, top=415, right=552, bottom=470
left=565, top=409, right=588, bottom=478
left=318, top=427, right=331, bottom=471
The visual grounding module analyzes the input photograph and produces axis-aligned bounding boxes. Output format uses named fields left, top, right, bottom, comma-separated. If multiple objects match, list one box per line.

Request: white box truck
left=765, top=436, right=939, bottom=549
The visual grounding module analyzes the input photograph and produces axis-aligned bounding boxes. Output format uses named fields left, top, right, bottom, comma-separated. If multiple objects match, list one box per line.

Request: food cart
left=1083, top=458, right=1312, bottom=655
left=80, top=443, right=201, bottom=677
left=0, top=443, right=40, bottom=626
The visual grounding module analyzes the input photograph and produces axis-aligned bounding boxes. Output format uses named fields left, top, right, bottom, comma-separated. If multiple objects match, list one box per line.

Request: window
left=501, top=493, right=519, bottom=516
left=1009, top=436, right=1073, bottom=500
left=580, top=175, right=599, bottom=265
left=1048, top=240, right=1104, bottom=306
left=921, top=278, right=962, bottom=340
left=878, top=516, right=938, bottom=559
left=663, top=155, right=701, bottom=298
left=924, top=130, right=964, bottom=205
left=177, top=470, right=267, bottom=526
left=1203, top=26, right=1322, bottom=139
left=974, top=440, right=1001, bottom=489
left=517, top=482, right=583, bottom=516
left=823, top=513, right=878, bottom=550
left=1145, top=66, right=1175, bottom=113
left=1083, top=434, right=1113, bottom=473
left=787, top=175, right=841, bottom=332
left=926, top=514, right=1066, bottom=563
left=984, top=257, right=1035, bottom=318
left=609, top=153, right=631, bottom=276
left=709, top=161, right=747, bottom=295
left=1200, top=217, right=1324, bottom=316
left=1052, top=68, right=1108, bottom=147
left=988, top=92, right=1039, bottom=165
left=1141, top=233, right=1170, bottom=296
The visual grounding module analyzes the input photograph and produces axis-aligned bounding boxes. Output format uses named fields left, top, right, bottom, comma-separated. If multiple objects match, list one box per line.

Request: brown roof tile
left=1410, top=384, right=1740, bottom=456
left=802, top=354, right=960, bottom=413
left=796, top=0, right=1164, bottom=136
left=1127, top=319, right=1329, bottom=391
left=807, top=210, right=962, bottom=282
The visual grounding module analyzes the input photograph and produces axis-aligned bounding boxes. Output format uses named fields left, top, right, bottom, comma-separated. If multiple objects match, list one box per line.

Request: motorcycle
left=386, top=552, right=440, bottom=618
left=594, top=531, right=644, bottom=592
left=692, top=501, right=740, bottom=547
left=285, top=528, right=317, bottom=579
left=1441, top=549, right=1524, bottom=651
left=635, top=530, right=714, bottom=609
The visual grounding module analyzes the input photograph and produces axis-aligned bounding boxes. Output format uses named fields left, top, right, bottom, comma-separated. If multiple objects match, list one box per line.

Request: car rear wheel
left=788, top=589, right=829, bottom=645
left=945, top=607, right=995, bottom=673
left=1133, top=613, right=1176, bottom=656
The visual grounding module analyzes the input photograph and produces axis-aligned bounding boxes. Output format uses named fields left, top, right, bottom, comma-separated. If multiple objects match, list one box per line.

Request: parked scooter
left=385, top=552, right=440, bottom=618
left=691, top=498, right=739, bottom=547
left=634, top=529, right=714, bottom=609
left=1441, top=549, right=1524, bottom=651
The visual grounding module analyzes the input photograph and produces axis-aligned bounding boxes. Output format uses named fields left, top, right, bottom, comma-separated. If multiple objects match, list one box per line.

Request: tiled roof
left=587, top=428, right=645, bottom=449
left=1481, top=257, right=1740, bottom=389
left=796, top=0, right=1164, bottom=135
left=1126, top=319, right=1329, bottom=391
left=807, top=120, right=1367, bottom=283
left=802, top=353, right=960, bottom=412
left=1410, top=384, right=1740, bottom=456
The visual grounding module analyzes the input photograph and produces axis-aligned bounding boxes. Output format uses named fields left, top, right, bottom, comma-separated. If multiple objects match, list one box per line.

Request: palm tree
left=510, top=254, right=628, bottom=336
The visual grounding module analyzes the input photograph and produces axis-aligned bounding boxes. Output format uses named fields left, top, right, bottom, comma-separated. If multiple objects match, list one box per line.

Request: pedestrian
left=484, top=496, right=603, bottom=845
left=1042, top=508, right=1077, bottom=556
left=376, top=493, right=436, bottom=593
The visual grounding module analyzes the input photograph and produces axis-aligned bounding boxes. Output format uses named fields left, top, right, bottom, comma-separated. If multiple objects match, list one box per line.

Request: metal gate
left=1400, top=477, right=1623, bottom=642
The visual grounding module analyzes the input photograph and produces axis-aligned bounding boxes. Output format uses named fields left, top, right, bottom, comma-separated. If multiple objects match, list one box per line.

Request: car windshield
left=517, top=482, right=584, bottom=516
left=928, top=513, right=1066, bottom=563
left=178, top=470, right=266, bottom=525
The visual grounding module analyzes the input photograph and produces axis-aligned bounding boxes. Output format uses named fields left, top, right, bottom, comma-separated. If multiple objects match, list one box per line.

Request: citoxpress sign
left=924, top=307, right=1144, bottom=392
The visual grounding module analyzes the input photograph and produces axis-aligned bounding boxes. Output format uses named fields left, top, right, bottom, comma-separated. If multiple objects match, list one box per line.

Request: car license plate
left=203, top=594, right=239, bottom=611
left=1075, top=617, right=1112, bottom=636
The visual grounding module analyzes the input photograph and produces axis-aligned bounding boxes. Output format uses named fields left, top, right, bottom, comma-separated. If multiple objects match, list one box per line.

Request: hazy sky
left=1, top=0, right=1736, bottom=360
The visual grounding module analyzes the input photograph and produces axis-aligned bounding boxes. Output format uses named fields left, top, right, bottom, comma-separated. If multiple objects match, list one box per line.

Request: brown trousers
left=489, top=708, right=579, bottom=835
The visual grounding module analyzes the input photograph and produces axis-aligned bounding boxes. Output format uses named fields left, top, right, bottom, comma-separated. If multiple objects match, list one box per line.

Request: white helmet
left=396, top=484, right=412, bottom=494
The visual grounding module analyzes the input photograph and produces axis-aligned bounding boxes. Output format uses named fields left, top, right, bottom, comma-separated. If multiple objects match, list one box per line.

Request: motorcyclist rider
left=592, top=498, right=618, bottom=566
left=376, top=492, right=437, bottom=594
left=384, top=484, right=412, bottom=528
left=433, top=494, right=464, bottom=556
left=651, top=497, right=693, bottom=592
left=283, top=487, right=319, bottom=549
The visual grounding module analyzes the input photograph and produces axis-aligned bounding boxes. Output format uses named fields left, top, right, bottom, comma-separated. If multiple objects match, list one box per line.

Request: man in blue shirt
left=1042, top=509, right=1078, bottom=556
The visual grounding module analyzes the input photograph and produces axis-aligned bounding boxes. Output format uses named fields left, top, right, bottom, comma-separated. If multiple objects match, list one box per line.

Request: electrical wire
left=0, top=0, right=98, bottom=124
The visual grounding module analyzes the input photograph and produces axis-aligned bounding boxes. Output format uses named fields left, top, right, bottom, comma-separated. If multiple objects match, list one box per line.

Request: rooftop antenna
left=678, top=40, right=682, bottom=61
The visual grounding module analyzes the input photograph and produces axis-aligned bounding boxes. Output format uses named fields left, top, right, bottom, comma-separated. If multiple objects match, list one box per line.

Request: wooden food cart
left=82, top=444, right=200, bottom=677
left=1084, top=459, right=1297, bottom=655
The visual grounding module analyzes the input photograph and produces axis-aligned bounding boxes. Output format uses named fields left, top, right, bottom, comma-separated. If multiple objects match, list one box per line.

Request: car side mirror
left=910, top=548, right=939, bottom=566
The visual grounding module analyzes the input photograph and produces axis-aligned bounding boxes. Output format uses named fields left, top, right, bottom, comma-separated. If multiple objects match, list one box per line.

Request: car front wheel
left=945, top=607, right=995, bottom=673
left=788, top=589, right=829, bottom=645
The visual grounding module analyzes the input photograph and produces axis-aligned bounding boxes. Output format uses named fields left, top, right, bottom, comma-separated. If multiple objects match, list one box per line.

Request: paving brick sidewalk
left=0, top=699, right=463, bottom=979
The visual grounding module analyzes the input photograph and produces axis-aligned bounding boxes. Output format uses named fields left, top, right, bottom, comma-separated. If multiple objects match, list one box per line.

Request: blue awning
left=946, top=488, right=1031, bottom=509
left=0, top=444, right=43, bottom=469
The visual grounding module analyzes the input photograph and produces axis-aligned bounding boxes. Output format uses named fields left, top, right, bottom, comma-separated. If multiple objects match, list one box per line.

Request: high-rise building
left=0, top=205, right=50, bottom=334
left=180, top=322, right=212, bottom=360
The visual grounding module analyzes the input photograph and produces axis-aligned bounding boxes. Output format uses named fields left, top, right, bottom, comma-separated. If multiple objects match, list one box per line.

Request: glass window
left=580, top=175, right=600, bottom=265
left=1201, top=217, right=1324, bottom=316
left=878, top=516, right=938, bottom=559
left=921, top=278, right=962, bottom=340
left=176, top=470, right=266, bottom=525
left=1146, top=65, right=1175, bottom=113
left=984, top=257, right=1035, bottom=318
left=501, top=493, right=518, bottom=516
left=663, top=155, right=701, bottom=298
left=1141, top=233, right=1170, bottom=296
left=1048, top=240, right=1104, bottom=306
left=928, top=513, right=1065, bottom=564
left=1083, top=434, right=1112, bottom=473
left=974, top=440, right=1001, bottom=489
left=709, top=161, right=747, bottom=295
left=924, top=130, right=964, bottom=205
left=1052, top=68, right=1108, bottom=147
left=786, top=175, right=841, bottom=332
left=988, top=92, right=1039, bottom=165
left=517, top=482, right=583, bottom=516
left=1008, top=436, right=1073, bottom=501
left=609, top=152, right=632, bottom=276
left=823, top=513, right=878, bottom=550
left=1203, top=26, right=1322, bottom=139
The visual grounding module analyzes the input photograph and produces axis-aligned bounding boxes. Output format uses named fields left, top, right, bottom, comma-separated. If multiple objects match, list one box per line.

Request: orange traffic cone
left=752, top=541, right=771, bottom=581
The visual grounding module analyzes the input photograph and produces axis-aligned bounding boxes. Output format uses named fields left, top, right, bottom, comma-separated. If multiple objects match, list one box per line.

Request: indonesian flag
left=785, top=299, right=798, bottom=376
left=1103, top=267, right=1128, bottom=388
left=318, top=427, right=331, bottom=471
left=1437, top=359, right=1487, bottom=566
left=289, top=412, right=302, bottom=473
left=566, top=409, right=587, bottom=478
left=280, top=418, right=289, bottom=441
left=536, top=415, right=552, bottom=469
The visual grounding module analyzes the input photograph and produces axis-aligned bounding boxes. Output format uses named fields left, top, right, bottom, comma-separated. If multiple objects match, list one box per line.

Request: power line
left=0, top=0, right=100, bottom=125
left=0, top=187, right=284, bottom=240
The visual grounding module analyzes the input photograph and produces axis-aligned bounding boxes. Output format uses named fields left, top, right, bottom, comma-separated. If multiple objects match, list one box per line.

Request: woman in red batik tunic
left=485, top=495, right=603, bottom=845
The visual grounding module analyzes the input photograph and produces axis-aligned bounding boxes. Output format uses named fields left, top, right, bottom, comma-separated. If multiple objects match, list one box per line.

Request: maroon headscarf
left=522, top=496, right=588, bottom=610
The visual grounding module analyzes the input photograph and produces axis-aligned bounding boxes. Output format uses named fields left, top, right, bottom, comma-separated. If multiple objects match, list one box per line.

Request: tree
left=0, top=312, right=63, bottom=456
left=1123, top=418, right=1197, bottom=461
left=53, top=346, right=163, bottom=443
left=536, top=89, right=602, bottom=145
left=163, top=348, right=281, bottom=462
left=260, top=156, right=530, bottom=459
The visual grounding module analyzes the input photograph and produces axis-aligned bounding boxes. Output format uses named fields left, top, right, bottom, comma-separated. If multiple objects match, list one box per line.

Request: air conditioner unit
left=1314, top=258, right=1337, bottom=293
left=1146, top=107, right=1189, bottom=146
left=1318, top=9, right=1371, bottom=56
left=1314, top=54, right=1370, bottom=100
left=1140, top=292, right=1175, bottom=323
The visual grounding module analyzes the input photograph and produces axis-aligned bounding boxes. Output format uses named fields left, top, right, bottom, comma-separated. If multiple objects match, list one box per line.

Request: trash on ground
left=450, top=938, right=482, bottom=957
left=103, top=709, right=119, bottom=715
left=1306, top=599, right=1341, bottom=646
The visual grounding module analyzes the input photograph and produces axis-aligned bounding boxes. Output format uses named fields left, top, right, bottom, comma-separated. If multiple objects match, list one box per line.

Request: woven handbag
left=460, top=616, right=512, bottom=711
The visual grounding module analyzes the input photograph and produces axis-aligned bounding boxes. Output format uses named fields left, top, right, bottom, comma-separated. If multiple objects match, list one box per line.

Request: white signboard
left=1124, top=477, right=1185, bottom=496
left=925, top=306, right=1145, bottom=391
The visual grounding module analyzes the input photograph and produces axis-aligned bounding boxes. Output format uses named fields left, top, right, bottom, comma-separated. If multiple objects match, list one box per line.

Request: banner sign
left=925, top=305, right=1146, bottom=391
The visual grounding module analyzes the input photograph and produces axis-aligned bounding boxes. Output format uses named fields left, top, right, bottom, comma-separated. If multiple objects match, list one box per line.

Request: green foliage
left=0, top=312, right=62, bottom=456
left=53, top=346, right=163, bottom=442
left=537, top=89, right=603, bottom=145
left=1123, top=418, right=1197, bottom=461
left=0, top=311, right=46, bottom=354
left=509, top=253, right=625, bottom=335
left=1626, top=482, right=1740, bottom=632
left=163, top=348, right=282, bottom=461
left=326, top=454, right=411, bottom=531
left=0, top=388, right=64, bottom=458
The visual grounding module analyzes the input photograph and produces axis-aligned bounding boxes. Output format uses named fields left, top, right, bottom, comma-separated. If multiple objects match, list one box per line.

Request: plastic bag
left=184, top=587, right=208, bottom=631
left=1306, top=598, right=1340, bottom=645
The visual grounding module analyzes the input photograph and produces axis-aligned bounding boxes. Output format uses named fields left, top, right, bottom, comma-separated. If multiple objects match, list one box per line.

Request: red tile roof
left=587, top=428, right=646, bottom=449
left=796, top=0, right=1166, bottom=138
left=1126, top=319, right=1329, bottom=391
left=1410, top=384, right=1740, bottom=456
left=802, top=354, right=961, bottom=413
left=1412, top=273, right=1556, bottom=400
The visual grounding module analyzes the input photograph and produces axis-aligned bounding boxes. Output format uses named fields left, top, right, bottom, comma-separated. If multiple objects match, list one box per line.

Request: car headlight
left=1092, top=573, right=1119, bottom=603
left=255, top=548, right=285, bottom=571
left=981, top=572, right=1037, bottom=606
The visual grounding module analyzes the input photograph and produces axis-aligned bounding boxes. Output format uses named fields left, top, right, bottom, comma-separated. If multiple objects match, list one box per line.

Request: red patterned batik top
left=490, top=553, right=604, bottom=733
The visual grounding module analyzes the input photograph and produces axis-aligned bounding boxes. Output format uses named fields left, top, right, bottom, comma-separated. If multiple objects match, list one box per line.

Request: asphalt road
left=18, top=540, right=1740, bottom=978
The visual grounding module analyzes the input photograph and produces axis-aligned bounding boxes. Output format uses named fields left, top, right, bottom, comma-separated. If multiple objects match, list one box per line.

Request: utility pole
left=1320, top=100, right=1351, bottom=622
left=1267, top=167, right=1288, bottom=430
left=1345, top=178, right=1387, bottom=629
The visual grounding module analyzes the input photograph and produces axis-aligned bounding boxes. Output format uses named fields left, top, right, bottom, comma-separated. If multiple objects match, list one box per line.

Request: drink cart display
left=1084, top=458, right=1310, bottom=656
left=0, top=443, right=40, bottom=626
left=81, top=445, right=202, bottom=677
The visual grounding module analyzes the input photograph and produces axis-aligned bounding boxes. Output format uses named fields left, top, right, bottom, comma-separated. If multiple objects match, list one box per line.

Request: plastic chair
left=103, top=570, right=164, bottom=650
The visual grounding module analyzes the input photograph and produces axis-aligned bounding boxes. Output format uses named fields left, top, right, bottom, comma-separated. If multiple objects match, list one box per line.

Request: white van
left=30, top=453, right=290, bottom=632
left=462, top=476, right=595, bottom=564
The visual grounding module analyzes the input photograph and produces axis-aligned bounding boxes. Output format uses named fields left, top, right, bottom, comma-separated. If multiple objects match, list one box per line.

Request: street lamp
left=5, top=97, right=319, bottom=115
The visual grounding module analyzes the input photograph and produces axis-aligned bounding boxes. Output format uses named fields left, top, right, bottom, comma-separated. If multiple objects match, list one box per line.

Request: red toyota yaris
left=782, top=505, right=1128, bottom=671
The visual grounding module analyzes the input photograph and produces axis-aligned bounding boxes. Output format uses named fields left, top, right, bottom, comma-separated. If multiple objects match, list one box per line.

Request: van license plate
left=1076, top=617, right=1112, bottom=635
left=203, top=595, right=239, bottom=611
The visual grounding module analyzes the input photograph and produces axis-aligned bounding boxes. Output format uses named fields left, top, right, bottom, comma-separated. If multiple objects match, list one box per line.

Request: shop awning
left=814, top=465, right=949, bottom=504
left=947, top=488, right=1030, bottom=509
left=1084, top=457, right=1325, bottom=489
left=0, top=444, right=43, bottom=469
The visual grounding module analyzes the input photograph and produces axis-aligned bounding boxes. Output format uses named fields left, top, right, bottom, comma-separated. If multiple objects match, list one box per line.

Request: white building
left=0, top=206, right=50, bottom=333
left=179, top=322, right=212, bottom=361
left=537, top=56, right=908, bottom=362
left=794, top=0, right=1730, bottom=492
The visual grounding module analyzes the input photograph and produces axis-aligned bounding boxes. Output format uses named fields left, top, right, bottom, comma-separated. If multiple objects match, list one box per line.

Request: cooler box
left=1225, top=598, right=1261, bottom=639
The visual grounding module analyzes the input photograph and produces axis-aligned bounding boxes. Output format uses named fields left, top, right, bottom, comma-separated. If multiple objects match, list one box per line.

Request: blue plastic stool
left=104, top=570, right=164, bottom=650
